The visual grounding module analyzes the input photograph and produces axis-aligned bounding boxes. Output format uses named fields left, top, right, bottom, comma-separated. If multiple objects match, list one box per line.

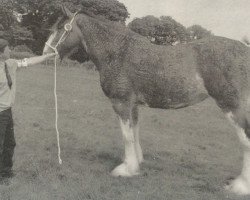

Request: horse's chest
left=99, top=69, right=132, bottom=100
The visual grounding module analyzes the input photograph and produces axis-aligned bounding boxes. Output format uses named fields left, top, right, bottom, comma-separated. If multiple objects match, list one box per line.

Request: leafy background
left=1, top=0, right=212, bottom=61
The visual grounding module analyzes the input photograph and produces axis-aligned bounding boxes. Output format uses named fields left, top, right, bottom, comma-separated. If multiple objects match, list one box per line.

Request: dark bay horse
left=43, top=7, right=250, bottom=195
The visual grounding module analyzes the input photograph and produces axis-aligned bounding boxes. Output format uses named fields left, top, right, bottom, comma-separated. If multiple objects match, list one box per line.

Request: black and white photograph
left=0, top=0, right=250, bottom=199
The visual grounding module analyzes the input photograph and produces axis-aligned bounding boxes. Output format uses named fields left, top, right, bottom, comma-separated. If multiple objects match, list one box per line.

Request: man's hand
left=45, top=53, right=57, bottom=57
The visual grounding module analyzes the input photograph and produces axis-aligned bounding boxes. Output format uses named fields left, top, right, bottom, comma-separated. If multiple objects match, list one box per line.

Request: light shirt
left=0, top=59, right=27, bottom=112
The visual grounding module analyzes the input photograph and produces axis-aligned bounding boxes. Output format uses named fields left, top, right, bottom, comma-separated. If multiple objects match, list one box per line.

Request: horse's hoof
left=225, top=176, right=250, bottom=195
left=111, top=163, right=139, bottom=177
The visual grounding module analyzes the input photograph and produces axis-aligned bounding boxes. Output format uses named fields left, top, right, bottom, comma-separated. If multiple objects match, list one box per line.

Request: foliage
left=187, top=25, right=212, bottom=40
left=128, top=16, right=159, bottom=37
left=12, top=0, right=61, bottom=53
left=8, top=0, right=129, bottom=59
left=0, top=1, right=34, bottom=46
left=1, top=0, right=214, bottom=62
left=11, top=24, right=34, bottom=46
left=10, top=51, right=34, bottom=59
left=0, top=2, right=14, bottom=41
left=128, top=15, right=189, bottom=45
left=0, top=2, right=14, bottom=29
left=79, top=0, right=129, bottom=23
left=13, top=44, right=33, bottom=53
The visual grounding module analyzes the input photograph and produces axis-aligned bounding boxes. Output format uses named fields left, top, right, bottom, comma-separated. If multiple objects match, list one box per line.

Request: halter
left=45, top=12, right=78, bottom=54
left=45, top=12, right=78, bottom=165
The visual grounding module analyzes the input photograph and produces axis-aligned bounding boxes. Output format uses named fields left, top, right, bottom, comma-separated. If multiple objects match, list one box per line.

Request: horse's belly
left=138, top=71, right=209, bottom=109
left=142, top=89, right=209, bottom=109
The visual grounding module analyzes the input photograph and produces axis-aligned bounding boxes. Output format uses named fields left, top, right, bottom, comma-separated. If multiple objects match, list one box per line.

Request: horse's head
left=43, top=6, right=87, bottom=59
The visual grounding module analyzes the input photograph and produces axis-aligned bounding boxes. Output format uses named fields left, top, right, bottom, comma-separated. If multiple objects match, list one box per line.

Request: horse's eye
left=57, top=16, right=68, bottom=30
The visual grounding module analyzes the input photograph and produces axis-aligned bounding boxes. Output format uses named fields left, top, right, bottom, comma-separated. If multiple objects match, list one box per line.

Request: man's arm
left=18, top=53, right=57, bottom=67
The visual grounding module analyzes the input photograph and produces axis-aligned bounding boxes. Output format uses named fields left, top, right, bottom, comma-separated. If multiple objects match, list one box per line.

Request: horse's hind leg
left=111, top=100, right=140, bottom=177
left=132, top=106, right=144, bottom=164
left=212, top=93, right=250, bottom=194
left=200, top=63, right=250, bottom=194
left=224, top=109, right=250, bottom=195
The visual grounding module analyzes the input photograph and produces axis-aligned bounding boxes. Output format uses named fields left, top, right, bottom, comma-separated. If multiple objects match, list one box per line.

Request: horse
left=43, top=6, right=250, bottom=195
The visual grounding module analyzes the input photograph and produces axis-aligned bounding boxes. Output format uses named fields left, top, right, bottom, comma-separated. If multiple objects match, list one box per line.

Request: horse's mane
left=78, top=9, right=145, bottom=44
left=53, top=9, right=105, bottom=30
left=78, top=10, right=107, bottom=22
left=78, top=9, right=126, bottom=31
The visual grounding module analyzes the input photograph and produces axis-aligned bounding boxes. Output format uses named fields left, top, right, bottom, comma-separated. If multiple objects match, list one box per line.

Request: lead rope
left=54, top=55, right=62, bottom=164
left=53, top=30, right=64, bottom=165
left=46, top=12, right=78, bottom=165
left=46, top=41, right=63, bottom=165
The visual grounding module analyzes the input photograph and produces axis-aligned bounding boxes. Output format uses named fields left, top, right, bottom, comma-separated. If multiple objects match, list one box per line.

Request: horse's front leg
left=111, top=100, right=140, bottom=177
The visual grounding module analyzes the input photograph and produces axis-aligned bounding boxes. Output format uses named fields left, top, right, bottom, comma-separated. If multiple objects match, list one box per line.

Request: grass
left=0, top=63, right=249, bottom=200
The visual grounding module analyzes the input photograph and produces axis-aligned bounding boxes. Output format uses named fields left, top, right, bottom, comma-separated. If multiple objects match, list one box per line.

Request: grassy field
left=0, top=63, right=249, bottom=200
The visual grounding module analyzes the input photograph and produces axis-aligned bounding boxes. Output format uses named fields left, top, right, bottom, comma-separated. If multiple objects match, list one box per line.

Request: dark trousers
left=0, top=108, right=16, bottom=173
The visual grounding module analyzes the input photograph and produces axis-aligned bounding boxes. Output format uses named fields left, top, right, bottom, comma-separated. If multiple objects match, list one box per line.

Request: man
left=0, top=39, right=56, bottom=181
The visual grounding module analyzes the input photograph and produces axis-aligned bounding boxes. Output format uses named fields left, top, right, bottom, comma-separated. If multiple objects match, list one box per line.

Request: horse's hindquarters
left=193, top=38, right=250, bottom=112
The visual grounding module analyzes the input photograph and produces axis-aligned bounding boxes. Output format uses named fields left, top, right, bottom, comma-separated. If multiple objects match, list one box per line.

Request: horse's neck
left=80, top=16, right=129, bottom=70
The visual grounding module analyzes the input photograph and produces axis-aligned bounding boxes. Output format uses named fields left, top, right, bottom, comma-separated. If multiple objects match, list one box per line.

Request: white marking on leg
left=226, top=112, right=250, bottom=148
left=225, top=112, right=250, bottom=195
left=134, top=123, right=144, bottom=163
left=225, top=149, right=250, bottom=195
left=111, top=118, right=139, bottom=177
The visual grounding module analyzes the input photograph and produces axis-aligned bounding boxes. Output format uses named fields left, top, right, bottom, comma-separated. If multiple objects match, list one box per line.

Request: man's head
left=0, top=39, right=11, bottom=60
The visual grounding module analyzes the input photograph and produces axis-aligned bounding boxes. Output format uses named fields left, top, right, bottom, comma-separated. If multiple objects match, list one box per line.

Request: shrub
left=13, top=45, right=33, bottom=53
left=10, top=51, right=34, bottom=59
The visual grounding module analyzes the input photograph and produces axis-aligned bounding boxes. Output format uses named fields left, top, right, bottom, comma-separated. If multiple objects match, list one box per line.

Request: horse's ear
left=61, top=5, right=73, bottom=18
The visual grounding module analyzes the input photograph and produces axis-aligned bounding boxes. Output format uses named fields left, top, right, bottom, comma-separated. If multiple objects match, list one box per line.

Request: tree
left=0, top=1, right=33, bottom=47
left=12, top=0, right=129, bottom=57
left=79, top=0, right=129, bottom=23
left=0, top=1, right=14, bottom=41
left=0, top=4, right=14, bottom=30
left=128, top=16, right=160, bottom=37
left=187, top=25, right=212, bottom=40
left=11, top=0, right=61, bottom=53
left=128, top=15, right=189, bottom=45
left=11, top=24, right=34, bottom=46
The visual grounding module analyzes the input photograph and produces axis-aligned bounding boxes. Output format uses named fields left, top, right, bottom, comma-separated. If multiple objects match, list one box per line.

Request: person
left=0, top=39, right=56, bottom=181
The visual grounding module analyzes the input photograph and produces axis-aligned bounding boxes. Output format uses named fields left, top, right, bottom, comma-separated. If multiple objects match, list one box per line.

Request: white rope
left=45, top=12, right=78, bottom=165
left=54, top=55, right=62, bottom=165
